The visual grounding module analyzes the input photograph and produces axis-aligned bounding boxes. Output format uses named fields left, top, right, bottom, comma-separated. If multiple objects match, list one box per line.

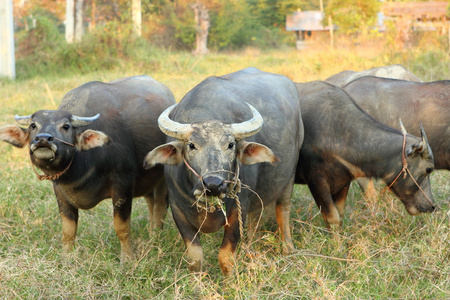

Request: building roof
left=286, top=11, right=330, bottom=31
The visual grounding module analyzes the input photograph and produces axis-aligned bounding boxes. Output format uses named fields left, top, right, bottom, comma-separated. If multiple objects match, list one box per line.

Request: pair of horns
left=15, top=113, right=100, bottom=127
left=158, top=103, right=263, bottom=140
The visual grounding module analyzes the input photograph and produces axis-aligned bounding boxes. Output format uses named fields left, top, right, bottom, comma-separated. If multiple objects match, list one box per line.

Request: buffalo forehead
left=191, top=122, right=234, bottom=141
left=33, top=110, right=72, bottom=124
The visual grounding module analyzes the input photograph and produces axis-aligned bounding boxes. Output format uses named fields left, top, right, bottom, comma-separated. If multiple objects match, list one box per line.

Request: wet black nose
left=34, top=133, right=54, bottom=143
left=203, top=176, right=228, bottom=196
left=418, top=203, right=436, bottom=213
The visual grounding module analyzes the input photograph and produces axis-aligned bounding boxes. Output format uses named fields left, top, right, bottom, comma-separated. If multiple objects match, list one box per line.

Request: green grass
left=0, top=43, right=449, bottom=299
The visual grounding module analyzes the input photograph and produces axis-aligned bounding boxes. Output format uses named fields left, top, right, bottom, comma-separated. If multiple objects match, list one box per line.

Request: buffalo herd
left=1, top=65, right=447, bottom=276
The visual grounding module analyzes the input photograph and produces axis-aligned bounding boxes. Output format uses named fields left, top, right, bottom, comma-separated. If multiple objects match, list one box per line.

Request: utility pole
left=0, top=0, right=16, bottom=79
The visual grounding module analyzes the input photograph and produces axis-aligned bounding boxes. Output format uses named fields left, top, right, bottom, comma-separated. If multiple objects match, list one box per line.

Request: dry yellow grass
left=0, top=40, right=449, bottom=298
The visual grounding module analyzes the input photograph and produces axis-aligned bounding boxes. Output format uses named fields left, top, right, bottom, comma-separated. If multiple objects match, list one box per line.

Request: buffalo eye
left=29, top=123, right=36, bottom=130
left=188, top=143, right=196, bottom=150
left=228, top=142, right=235, bottom=149
left=426, top=167, right=433, bottom=175
left=62, top=123, right=71, bottom=131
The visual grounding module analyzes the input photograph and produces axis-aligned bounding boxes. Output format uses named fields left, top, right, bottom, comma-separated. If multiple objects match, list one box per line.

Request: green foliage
left=15, top=16, right=63, bottom=64
left=14, top=17, right=166, bottom=80
left=209, top=0, right=253, bottom=49
left=247, top=0, right=299, bottom=27
left=14, top=17, right=64, bottom=79
left=207, top=0, right=297, bottom=50
left=325, top=0, right=381, bottom=34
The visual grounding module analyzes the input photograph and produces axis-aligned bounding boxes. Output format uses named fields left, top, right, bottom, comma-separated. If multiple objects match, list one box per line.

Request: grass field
left=0, top=41, right=449, bottom=299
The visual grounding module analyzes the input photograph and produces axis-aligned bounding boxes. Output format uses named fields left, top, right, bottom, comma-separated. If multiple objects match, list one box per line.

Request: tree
left=0, top=0, right=16, bottom=79
left=65, top=0, right=74, bottom=42
left=65, top=0, right=84, bottom=43
left=132, top=0, right=142, bottom=36
left=191, top=0, right=210, bottom=55
left=74, top=0, right=83, bottom=42
left=325, top=0, right=381, bottom=35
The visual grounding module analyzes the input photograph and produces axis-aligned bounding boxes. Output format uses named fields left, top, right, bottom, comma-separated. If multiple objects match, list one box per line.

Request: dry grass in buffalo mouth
left=192, top=169, right=266, bottom=241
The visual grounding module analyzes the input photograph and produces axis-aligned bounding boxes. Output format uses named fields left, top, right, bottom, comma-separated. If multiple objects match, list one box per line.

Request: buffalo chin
left=405, top=205, right=421, bottom=216
left=32, top=147, right=56, bottom=160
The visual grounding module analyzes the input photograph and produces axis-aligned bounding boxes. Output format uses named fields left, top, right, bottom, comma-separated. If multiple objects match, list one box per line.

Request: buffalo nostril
left=35, top=133, right=54, bottom=142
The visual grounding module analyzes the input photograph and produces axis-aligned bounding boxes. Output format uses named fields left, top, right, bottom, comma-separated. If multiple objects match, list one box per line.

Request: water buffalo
left=326, top=65, right=423, bottom=197
left=294, top=81, right=435, bottom=228
left=0, top=75, right=175, bottom=263
left=325, top=64, right=422, bottom=87
left=344, top=77, right=449, bottom=170
left=144, top=67, right=303, bottom=276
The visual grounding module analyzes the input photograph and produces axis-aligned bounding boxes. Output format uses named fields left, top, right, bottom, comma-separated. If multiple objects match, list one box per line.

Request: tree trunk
left=75, top=0, right=84, bottom=42
left=191, top=1, right=210, bottom=55
left=132, top=0, right=142, bottom=37
left=0, top=0, right=15, bottom=79
left=66, top=0, right=75, bottom=43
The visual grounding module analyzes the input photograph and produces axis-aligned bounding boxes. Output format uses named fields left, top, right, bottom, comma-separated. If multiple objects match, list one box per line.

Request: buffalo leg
left=332, top=184, right=350, bottom=227
left=356, top=177, right=377, bottom=199
left=246, top=201, right=275, bottom=241
left=54, top=185, right=78, bottom=252
left=275, top=177, right=295, bottom=252
left=308, top=178, right=341, bottom=229
left=112, top=190, right=134, bottom=264
left=145, top=178, right=168, bottom=235
left=219, top=203, right=246, bottom=276
left=172, top=205, right=204, bottom=273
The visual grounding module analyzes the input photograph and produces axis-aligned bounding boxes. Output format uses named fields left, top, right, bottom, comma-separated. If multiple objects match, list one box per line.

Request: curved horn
left=71, top=113, right=100, bottom=127
left=157, top=104, right=193, bottom=140
left=230, top=103, right=263, bottom=140
left=15, top=114, right=32, bottom=126
left=419, top=123, right=434, bottom=160
left=399, top=118, right=407, bottom=135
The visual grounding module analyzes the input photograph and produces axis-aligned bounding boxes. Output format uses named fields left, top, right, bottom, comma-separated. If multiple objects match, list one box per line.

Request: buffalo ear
left=76, top=129, right=110, bottom=151
left=406, top=124, right=433, bottom=160
left=0, top=125, right=30, bottom=148
left=238, top=140, right=279, bottom=165
left=143, top=141, right=184, bottom=169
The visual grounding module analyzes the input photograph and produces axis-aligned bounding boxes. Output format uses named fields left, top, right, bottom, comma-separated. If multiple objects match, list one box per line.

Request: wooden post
left=328, top=15, right=334, bottom=49
left=0, top=0, right=15, bottom=79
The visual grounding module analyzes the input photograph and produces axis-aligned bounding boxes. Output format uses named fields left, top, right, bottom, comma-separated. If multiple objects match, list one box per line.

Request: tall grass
left=0, top=39, right=449, bottom=299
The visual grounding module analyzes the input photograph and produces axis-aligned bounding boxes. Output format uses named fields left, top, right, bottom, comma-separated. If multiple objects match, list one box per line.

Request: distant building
left=286, top=11, right=333, bottom=49
left=382, top=1, right=449, bottom=32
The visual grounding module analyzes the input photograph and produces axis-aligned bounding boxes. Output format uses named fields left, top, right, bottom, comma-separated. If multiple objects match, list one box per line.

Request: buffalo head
left=387, top=123, right=435, bottom=215
left=144, top=103, right=277, bottom=201
left=0, top=110, right=109, bottom=178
